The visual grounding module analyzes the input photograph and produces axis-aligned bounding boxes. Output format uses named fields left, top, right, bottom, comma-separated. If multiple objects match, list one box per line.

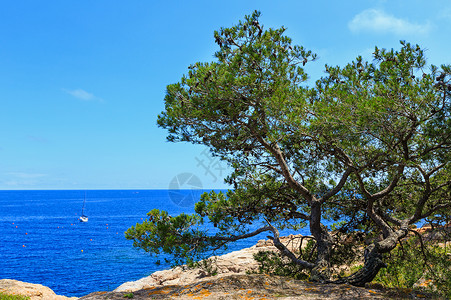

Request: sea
left=0, top=190, right=309, bottom=297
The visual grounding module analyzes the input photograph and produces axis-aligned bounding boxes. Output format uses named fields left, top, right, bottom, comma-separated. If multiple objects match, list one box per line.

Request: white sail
left=80, top=191, right=88, bottom=222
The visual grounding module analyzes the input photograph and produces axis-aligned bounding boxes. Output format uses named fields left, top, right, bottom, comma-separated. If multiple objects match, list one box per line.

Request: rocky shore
left=1, top=233, right=440, bottom=299
left=113, top=235, right=303, bottom=293
left=0, top=236, right=303, bottom=299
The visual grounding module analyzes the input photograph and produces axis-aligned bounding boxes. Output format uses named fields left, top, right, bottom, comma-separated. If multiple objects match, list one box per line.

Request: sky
left=1, top=0, right=451, bottom=190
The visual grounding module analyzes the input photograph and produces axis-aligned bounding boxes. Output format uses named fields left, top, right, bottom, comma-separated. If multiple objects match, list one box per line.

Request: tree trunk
left=309, top=201, right=333, bottom=282
left=332, top=227, right=409, bottom=287
left=332, top=244, right=386, bottom=287
left=310, top=239, right=332, bottom=282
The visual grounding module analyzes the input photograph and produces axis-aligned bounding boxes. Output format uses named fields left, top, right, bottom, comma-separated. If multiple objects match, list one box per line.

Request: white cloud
left=63, top=88, right=103, bottom=102
left=8, top=172, right=47, bottom=179
left=349, top=9, right=431, bottom=36
left=1, top=172, right=47, bottom=187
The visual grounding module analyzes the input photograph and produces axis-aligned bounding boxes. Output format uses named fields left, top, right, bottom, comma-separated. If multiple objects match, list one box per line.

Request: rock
left=0, top=279, right=77, bottom=300
left=81, top=274, right=416, bottom=300
left=114, top=235, right=308, bottom=293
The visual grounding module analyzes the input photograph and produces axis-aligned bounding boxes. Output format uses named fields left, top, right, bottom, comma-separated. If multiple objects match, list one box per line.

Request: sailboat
left=79, top=192, right=88, bottom=222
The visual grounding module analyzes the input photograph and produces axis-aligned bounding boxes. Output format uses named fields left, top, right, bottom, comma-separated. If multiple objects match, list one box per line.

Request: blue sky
left=1, top=0, right=450, bottom=190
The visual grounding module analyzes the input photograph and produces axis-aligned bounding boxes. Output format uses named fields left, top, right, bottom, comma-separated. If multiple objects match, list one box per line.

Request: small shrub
left=188, top=257, right=218, bottom=276
left=0, top=293, right=30, bottom=300
left=253, top=250, right=310, bottom=280
left=123, top=292, right=134, bottom=298
left=373, top=236, right=451, bottom=298
left=253, top=236, right=362, bottom=281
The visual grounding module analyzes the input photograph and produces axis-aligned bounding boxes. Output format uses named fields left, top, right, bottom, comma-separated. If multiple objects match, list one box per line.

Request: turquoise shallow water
left=0, top=189, right=308, bottom=297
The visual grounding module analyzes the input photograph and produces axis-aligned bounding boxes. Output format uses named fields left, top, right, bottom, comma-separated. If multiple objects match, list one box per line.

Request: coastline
left=1, top=231, right=442, bottom=299
left=0, top=236, right=303, bottom=299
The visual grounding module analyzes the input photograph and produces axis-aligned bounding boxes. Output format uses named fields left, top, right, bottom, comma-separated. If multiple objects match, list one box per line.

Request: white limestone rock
left=0, top=279, right=77, bottom=300
left=114, top=235, right=308, bottom=293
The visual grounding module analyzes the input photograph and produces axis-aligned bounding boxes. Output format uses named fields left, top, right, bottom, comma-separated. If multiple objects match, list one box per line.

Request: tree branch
left=319, top=166, right=354, bottom=204
left=411, top=165, right=432, bottom=221
left=213, top=226, right=273, bottom=242
left=372, top=164, right=405, bottom=200
left=255, top=135, right=314, bottom=204
left=264, top=219, right=316, bottom=269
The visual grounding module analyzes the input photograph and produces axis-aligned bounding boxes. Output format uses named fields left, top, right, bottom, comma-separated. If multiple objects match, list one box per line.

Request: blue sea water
left=0, top=190, right=309, bottom=297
